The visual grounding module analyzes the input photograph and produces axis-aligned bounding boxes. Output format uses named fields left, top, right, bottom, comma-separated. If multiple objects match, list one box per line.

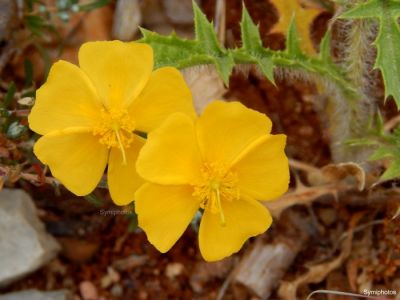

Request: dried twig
left=289, top=159, right=321, bottom=174
left=384, top=114, right=400, bottom=132
left=265, top=185, right=338, bottom=218
left=278, top=222, right=354, bottom=300
left=0, top=166, right=58, bottom=186
left=214, top=0, right=226, bottom=44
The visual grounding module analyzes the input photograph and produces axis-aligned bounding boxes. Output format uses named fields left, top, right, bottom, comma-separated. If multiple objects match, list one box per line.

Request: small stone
left=153, top=268, right=160, bottom=276
left=58, top=237, right=99, bottom=263
left=79, top=281, right=98, bottom=300
left=112, top=0, right=141, bottom=40
left=112, top=254, right=148, bottom=271
left=0, top=290, right=72, bottom=300
left=110, top=284, right=123, bottom=297
left=318, top=207, right=337, bottom=226
left=138, top=291, right=148, bottom=300
left=163, top=0, right=197, bottom=24
left=101, top=266, right=120, bottom=288
left=0, top=189, right=60, bottom=287
left=165, top=262, right=184, bottom=279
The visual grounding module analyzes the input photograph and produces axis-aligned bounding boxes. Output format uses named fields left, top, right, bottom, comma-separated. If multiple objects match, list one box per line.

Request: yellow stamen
left=93, top=108, right=135, bottom=165
left=193, top=162, right=239, bottom=227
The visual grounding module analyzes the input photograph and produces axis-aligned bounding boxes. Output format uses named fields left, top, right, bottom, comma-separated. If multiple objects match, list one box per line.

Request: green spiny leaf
left=286, top=15, right=302, bottom=56
left=140, top=4, right=356, bottom=98
left=374, top=8, right=400, bottom=107
left=240, top=5, right=262, bottom=52
left=340, top=0, right=400, bottom=109
left=239, top=6, right=275, bottom=83
left=319, top=30, right=332, bottom=63
left=192, top=1, right=233, bottom=83
left=193, top=1, right=220, bottom=53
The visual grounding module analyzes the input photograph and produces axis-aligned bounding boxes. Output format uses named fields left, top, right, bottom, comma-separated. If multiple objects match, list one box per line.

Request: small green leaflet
left=192, top=0, right=234, bottom=84
left=340, top=0, right=400, bottom=109
left=286, top=16, right=303, bottom=57
left=239, top=6, right=275, bottom=83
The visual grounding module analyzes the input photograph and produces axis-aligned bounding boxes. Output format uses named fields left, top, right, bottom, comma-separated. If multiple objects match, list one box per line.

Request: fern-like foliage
left=140, top=2, right=357, bottom=98
left=340, top=0, right=400, bottom=109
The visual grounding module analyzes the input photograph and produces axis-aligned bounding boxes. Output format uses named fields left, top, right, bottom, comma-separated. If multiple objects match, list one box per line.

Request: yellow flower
left=135, top=101, right=289, bottom=261
left=28, top=41, right=196, bottom=205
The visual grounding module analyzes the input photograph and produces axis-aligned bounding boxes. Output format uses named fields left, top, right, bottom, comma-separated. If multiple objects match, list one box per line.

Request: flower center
left=193, top=162, right=240, bottom=226
left=93, top=108, right=135, bottom=165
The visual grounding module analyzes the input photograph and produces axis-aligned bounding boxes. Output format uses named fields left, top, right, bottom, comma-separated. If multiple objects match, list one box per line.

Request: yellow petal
left=129, top=67, right=196, bottom=133
left=136, top=113, right=202, bottom=185
left=29, top=61, right=102, bottom=135
left=79, top=41, right=153, bottom=109
left=34, top=128, right=108, bottom=196
left=135, top=183, right=200, bottom=252
left=233, top=134, right=289, bottom=200
left=108, top=136, right=145, bottom=206
left=196, top=101, right=272, bottom=166
left=199, top=197, right=272, bottom=261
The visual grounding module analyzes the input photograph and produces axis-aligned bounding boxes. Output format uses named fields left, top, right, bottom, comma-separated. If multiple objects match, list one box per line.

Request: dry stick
left=289, top=158, right=320, bottom=174
left=330, top=219, right=385, bottom=256
left=384, top=114, right=400, bottom=132
left=265, top=185, right=338, bottom=218
left=214, top=0, right=226, bottom=45
left=19, top=172, right=58, bottom=186
left=216, top=259, right=239, bottom=300
left=0, top=166, right=58, bottom=186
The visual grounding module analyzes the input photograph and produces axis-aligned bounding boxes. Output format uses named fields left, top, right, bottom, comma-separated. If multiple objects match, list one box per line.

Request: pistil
left=211, top=183, right=226, bottom=226
left=113, top=125, right=127, bottom=165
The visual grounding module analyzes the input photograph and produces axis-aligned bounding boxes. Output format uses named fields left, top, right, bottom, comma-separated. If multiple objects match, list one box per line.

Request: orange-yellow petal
left=135, top=183, right=200, bottom=252
left=34, top=128, right=108, bottom=196
left=233, top=134, right=289, bottom=200
left=199, top=197, right=272, bottom=261
left=136, top=113, right=202, bottom=185
left=108, top=136, right=145, bottom=206
left=196, top=101, right=272, bottom=166
left=29, top=61, right=102, bottom=135
left=129, top=67, right=196, bottom=133
left=79, top=41, right=153, bottom=109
